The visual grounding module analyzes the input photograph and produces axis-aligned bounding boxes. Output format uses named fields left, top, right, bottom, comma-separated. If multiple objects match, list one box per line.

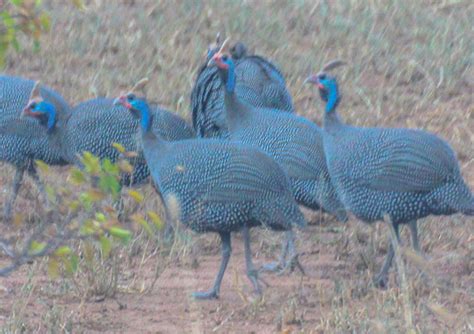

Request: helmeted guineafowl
left=114, top=84, right=306, bottom=299
left=208, top=49, right=347, bottom=240
left=0, top=76, right=70, bottom=221
left=22, top=80, right=195, bottom=187
left=191, top=36, right=294, bottom=138
left=306, top=71, right=474, bottom=287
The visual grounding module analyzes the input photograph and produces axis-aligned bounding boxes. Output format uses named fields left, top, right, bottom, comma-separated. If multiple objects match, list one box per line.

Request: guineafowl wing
left=347, top=129, right=458, bottom=192
left=194, top=149, right=288, bottom=203
left=248, top=116, right=324, bottom=180
left=279, top=140, right=324, bottom=180
left=0, top=119, right=50, bottom=139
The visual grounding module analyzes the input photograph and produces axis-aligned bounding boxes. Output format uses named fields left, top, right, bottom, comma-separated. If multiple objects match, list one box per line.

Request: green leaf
left=72, top=0, right=86, bottom=10
left=112, top=142, right=126, bottom=154
left=100, top=235, right=112, bottom=259
left=95, top=212, right=106, bottom=223
left=39, top=12, right=51, bottom=31
left=48, top=258, right=60, bottom=278
left=68, top=254, right=79, bottom=273
left=80, top=151, right=101, bottom=175
left=29, top=241, right=47, bottom=255
left=1, top=11, right=15, bottom=29
left=54, top=246, right=72, bottom=257
left=69, top=200, right=81, bottom=212
left=10, top=0, right=24, bottom=6
left=148, top=211, right=164, bottom=230
left=132, top=214, right=153, bottom=236
left=70, top=168, right=86, bottom=184
left=108, top=227, right=132, bottom=243
left=102, top=158, right=119, bottom=176
left=45, top=185, right=56, bottom=203
left=79, top=192, right=93, bottom=211
left=128, top=190, right=144, bottom=203
left=99, top=174, right=121, bottom=196
left=80, top=224, right=95, bottom=236
left=35, top=159, right=49, bottom=173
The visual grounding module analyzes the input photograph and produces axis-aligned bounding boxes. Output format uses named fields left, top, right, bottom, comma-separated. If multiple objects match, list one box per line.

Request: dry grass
left=1, top=0, right=473, bottom=332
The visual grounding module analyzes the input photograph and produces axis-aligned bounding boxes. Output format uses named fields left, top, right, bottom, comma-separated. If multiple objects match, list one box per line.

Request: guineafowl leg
left=279, top=230, right=306, bottom=276
left=27, top=167, right=44, bottom=193
left=242, top=226, right=268, bottom=295
left=373, top=223, right=400, bottom=288
left=3, top=168, right=25, bottom=222
left=27, top=167, right=53, bottom=213
left=192, top=231, right=231, bottom=300
left=259, top=236, right=288, bottom=273
left=408, top=220, right=421, bottom=252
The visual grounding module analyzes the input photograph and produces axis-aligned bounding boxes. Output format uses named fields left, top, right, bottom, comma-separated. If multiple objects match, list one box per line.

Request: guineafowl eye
left=318, top=74, right=327, bottom=81
left=30, top=102, right=37, bottom=109
left=127, top=93, right=136, bottom=101
left=222, top=55, right=229, bottom=61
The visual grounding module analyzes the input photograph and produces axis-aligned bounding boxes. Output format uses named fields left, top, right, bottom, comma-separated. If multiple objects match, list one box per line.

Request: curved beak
left=113, top=95, right=132, bottom=109
left=21, top=103, right=35, bottom=119
left=304, top=75, right=326, bottom=90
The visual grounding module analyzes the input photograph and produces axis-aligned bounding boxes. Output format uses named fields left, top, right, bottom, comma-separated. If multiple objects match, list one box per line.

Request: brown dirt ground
left=1, top=202, right=473, bottom=333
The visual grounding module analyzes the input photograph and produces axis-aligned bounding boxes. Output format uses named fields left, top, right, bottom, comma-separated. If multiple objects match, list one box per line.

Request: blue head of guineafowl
left=23, top=99, right=58, bottom=133
left=114, top=93, right=152, bottom=132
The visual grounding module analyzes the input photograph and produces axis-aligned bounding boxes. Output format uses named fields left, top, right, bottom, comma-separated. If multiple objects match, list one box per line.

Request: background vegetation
left=1, top=0, right=472, bottom=332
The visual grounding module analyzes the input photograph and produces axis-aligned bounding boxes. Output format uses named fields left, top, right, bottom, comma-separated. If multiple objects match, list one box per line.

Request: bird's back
left=231, top=108, right=327, bottom=178
left=324, top=125, right=471, bottom=222
left=143, top=138, right=305, bottom=233
left=66, top=98, right=194, bottom=185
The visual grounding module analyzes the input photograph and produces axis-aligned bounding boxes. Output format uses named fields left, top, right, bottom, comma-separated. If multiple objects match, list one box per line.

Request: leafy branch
left=0, top=0, right=85, bottom=67
left=0, top=147, right=164, bottom=284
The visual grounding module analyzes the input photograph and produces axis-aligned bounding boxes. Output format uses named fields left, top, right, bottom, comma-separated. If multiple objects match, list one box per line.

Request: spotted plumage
left=115, top=93, right=305, bottom=299
left=0, top=75, right=70, bottom=220
left=24, top=97, right=195, bottom=186
left=210, top=54, right=347, bottom=222
left=311, top=73, right=474, bottom=286
left=191, top=41, right=294, bottom=138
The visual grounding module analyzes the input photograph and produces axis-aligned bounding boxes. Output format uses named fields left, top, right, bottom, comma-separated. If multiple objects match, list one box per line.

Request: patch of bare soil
left=1, top=205, right=472, bottom=333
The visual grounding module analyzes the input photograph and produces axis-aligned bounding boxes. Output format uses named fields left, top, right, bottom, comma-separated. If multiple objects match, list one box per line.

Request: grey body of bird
left=324, top=123, right=474, bottom=223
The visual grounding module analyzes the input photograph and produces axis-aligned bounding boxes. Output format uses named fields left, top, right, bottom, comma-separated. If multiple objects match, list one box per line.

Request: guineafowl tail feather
left=256, top=198, right=306, bottom=231
left=440, top=181, right=474, bottom=216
